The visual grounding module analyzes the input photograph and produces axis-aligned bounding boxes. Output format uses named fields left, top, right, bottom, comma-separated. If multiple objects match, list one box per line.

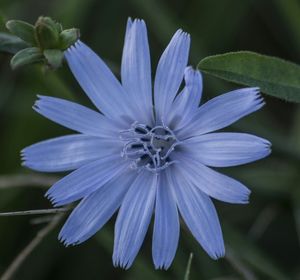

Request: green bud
left=43, top=49, right=64, bottom=69
left=3, top=15, right=80, bottom=70
left=59, top=28, right=80, bottom=49
left=54, top=22, right=63, bottom=34
left=34, top=17, right=60, bottom=49
left=6, top=20, right=36, bottom=46
left=10, top=47, right=43, bottom=69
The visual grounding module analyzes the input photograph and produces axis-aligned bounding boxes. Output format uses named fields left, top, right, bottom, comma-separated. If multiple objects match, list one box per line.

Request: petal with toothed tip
left=113, top=171, right=158, bottom=269
left=21, top=134, right=122, bottom=172
left=58, top=171, right=137, bottom=246
left=181, top=132, right=271, bottom=167
left=173, top=155, right=251, bottom=204
left=154, top=29, right=190, bottom=123
left=167, top=168, right=225, bottom=259
left=167, top=67, right=203, bottom=128
left=176, top=87, right=264, bottom=138
left=121, top=18, right=153, bottom=125
left=45, top=155, right=129, bottom=206
left=65, top=41, right=136, bottom=121
left=152, top=172, right=179, bottom=269
left=33, top=95, right=123, bottom=137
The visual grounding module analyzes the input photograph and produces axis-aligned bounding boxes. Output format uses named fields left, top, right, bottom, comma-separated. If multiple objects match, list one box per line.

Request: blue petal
left=34, top=95, right=122, bottom=137
left=174, top=155, right=250, bottom=204
left=113, top=171, right=158, bottom=269
left=167, top=168, right=225, bottom=259
left=154, top=30, right=190, bottom=123
left=125, top=16, right=133, bottom=32
left=22, top=134, right=122, bottom=172
left=152, top=172, right=179, bottom=270
left=65, top=41, right=135, bottom=120
left=121, top=18, right=153, bottom=125
left=46, top=155, right=129, bottom=206
left=59, top=171, right=137, bottom=246
left=182, top=132, right=271, bottom=167
left=176, top=87, right=264, bottom=138
left=167, top=67, right=202, bottom=128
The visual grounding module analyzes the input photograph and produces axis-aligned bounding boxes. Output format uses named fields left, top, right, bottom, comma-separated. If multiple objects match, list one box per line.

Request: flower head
left=22, top=18, right=271, bottom=269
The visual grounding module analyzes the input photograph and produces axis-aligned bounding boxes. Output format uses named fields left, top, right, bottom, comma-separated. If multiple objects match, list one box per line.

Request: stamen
left=161, top=142, right=180, bottom=160
left=120, top=123, right=179, bottom=173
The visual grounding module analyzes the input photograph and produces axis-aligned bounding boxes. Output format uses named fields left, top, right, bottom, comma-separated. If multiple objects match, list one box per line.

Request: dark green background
left=0, top=0, right=299, bottom=279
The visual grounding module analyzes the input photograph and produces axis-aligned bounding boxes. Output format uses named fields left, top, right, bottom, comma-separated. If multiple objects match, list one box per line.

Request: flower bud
left=59, top=28, right=80, bottom=50
left=34, top=17, right=61, bottom=49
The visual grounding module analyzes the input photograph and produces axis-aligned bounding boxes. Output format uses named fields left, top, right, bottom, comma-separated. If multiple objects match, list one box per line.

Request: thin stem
left=0, top=208, right=69, bottom=217
left=1, top=213, right=64, bottom=280
left=225, top=248, right=257, bottom=280
left=248, top=205, right=278, bottom=239
left=30, top=215, right=57, bottom=225
left=183, top=253, right=193, bottom=280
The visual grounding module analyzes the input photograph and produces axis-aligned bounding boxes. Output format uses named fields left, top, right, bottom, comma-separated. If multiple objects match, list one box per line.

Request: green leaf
left=198, top=51, right=300, bottom=103
left=0, top=32, right=28, bottom=54
left=43, top=49, right=64, bottom=69
left=6, top=20, right=36, bottom=45
left=10, top=47, right=43, bottom=69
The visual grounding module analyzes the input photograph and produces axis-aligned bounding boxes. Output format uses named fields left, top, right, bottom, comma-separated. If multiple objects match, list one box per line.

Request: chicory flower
left=22, top=18, right=271, bottom=269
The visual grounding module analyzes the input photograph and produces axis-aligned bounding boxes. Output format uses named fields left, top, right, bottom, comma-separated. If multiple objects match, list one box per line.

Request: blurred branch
left=0, top=208, right=69, bottom=217
left=0, top=213, right=64, bottom=280
left=248, top=205, right=278, bottom=239
left=224, top=223, right=289, bottom=280
left=0, top=174, right=59, bottom=189
left=225, top=248, right=257, bottom=280
left=292, top=188, right=300, bottom=246
left=30, top=215, right=57, bottom=225
left=287, top=107, right=300, bottom=247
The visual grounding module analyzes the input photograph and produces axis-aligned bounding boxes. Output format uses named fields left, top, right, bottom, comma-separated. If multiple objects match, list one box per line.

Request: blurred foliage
left=0, top=0, right=300, bottom=279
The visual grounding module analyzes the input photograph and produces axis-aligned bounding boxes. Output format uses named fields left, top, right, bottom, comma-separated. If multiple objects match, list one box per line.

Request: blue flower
left=22, top=18, right=271, bottom=269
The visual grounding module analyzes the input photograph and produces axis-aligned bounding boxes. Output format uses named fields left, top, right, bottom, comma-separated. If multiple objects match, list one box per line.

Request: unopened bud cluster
left=5, top=16, right=80, bottom=69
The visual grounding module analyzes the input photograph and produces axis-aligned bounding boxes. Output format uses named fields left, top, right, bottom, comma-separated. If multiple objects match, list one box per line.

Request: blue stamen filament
left=120, top=122, right=180, bottom=172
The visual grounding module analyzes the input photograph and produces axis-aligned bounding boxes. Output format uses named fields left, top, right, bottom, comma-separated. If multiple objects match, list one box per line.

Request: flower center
left=120, top=122, right=179, bottom=172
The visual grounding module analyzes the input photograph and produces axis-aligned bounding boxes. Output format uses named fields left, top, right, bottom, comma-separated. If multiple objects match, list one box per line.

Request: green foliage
left=6, top=20, right=36, bottom=45
left=10, top=47, right=43, bottom=69
left=43, top=49, right=64, bottom=69
left=0, top=32, right=28, bottom=54
left=198, top=51, right=300, bottom=103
